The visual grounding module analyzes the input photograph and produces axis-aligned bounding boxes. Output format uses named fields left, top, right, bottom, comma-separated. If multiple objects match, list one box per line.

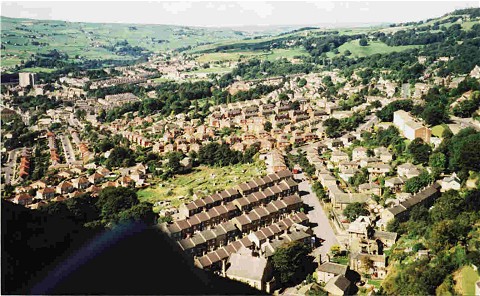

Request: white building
left=393, top=110, right=431, bottom=143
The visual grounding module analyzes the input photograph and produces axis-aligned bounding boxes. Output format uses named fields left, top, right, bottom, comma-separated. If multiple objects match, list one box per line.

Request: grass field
left=17, top=67, right=58, bottom=73
left=264, top=48, right=308, bottom=61
left=454, top=265, right=480, bottom=296
left=328, top=40, right=420, bottom=58
left=137, top=162, right=266, bottom=212
left=0, top=16, right=258, bottom=67
left=431, top=124, right=451, bottom=138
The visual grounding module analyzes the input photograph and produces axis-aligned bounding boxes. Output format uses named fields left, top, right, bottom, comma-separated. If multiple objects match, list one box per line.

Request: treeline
left=196, top=142, right=260, bottom=167
left=102, top=80, right=282, bottom=122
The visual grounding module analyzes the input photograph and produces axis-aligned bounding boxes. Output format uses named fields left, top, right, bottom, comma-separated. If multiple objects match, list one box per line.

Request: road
left=451, top=115, right=480, bottom=131
left=59, top=134, right=77, bottom=164
left=3, top=148, right=22, bottom=185
left=296, top=171, right=339, bottom=263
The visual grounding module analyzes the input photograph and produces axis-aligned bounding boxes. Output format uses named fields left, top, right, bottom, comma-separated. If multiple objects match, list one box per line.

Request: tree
left=165, top=151, right=184, bottom=174
left=272, top=241, right=312, bottom=285
left=430, top=190, right=465, bottom=222
left=343, top=202, right=369, bottom=222
left=264, top=121, right=272, bottom=132
left=96, top=187, right=139, bottom=223
left=359, top=38, right=369, bottom=46
left=408, top=138, right=432, bottom=165
left=376, top=100, right=413, bottom=122
left=117, top=202, right=157, bottom=225
left=405, top=171, right=432, bottom=193
left=297, top=78, right=307, bottom=87
left=421, top=103, right=449, bottom=125
left=428, top=152, right=446, bottom=173
left=323, top=118, right=341, bottom=138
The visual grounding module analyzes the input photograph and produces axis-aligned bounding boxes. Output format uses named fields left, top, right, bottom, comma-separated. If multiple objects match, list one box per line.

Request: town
left=2, top=5, right=480, bottom=296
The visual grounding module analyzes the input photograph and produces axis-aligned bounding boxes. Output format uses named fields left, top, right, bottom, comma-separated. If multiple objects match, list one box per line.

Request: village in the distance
left=1, top=4, right=480, bottom=296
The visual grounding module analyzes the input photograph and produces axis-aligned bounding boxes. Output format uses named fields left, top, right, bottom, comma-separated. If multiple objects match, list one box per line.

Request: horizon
left=1, top=1, right=478, bottom=29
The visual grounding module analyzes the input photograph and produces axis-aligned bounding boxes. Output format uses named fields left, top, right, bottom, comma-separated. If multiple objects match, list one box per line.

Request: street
left=295, top=171, right=340, bottom=262
left=59, top=134, right=77, bottom=164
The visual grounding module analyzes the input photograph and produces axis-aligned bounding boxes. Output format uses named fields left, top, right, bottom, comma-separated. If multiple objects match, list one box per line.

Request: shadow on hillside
left=2, top=201, right=264, bottom=295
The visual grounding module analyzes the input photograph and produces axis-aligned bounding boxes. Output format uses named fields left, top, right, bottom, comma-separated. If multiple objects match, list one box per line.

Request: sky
left=1, top=1, right=478, bottom=28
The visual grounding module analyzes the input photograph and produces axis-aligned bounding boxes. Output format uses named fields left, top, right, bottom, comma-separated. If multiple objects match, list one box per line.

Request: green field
left=0, top=16, right=261, bottom=67
left=454, top=265, right=480, bottom=296
left=264, top=48, right=309, bottom=61
left=329, top=40, right=420, bottom=58
left=432, top=124, right=451, bottom=138
left=137, top=162, right=266, bottom=212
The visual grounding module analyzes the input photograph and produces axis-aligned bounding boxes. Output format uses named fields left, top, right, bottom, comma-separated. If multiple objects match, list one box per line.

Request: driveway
left=296, top=171, right=339, bottom=263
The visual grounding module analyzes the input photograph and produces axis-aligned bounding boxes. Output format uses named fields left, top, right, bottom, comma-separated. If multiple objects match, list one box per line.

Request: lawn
left=329, top=40, right=420, bottom=58
left=137, top=162, right=266, bottom=212
left=454, top=265, right=480, bottom=296
left=17, top=67, right=58, bottom=73
left=264, top=48, right=309, bottom=61
left=431, top=124, right=451, bottom=138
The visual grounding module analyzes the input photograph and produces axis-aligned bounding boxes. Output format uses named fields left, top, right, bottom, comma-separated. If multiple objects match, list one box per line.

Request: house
left=352, top=147, right=368, bottom=161
left=350, top=252, right=387, bottom=279
left=384, top=176, right=408, bottom=193
left=316, top=262, right=348, bottom=284
left=36, top=187, right=55, bottom=200
left=331, top=151, right=349, bottom=163
left=225, top=247, right=274, bottom=292
left=13, top=193, right=33, bottom=206
left=56, top=181, right=74, bottom=194
left=367, top=163, right=391, bottom=177
left=358, top=183, right=382, bottom=196
left=381, top=182, right=441, bottom=223
left=72, top=176, right=90, bottom=190
left=30, top=180, right=47, bottom=189
left=88, top=172, right=104, bottom=184
left=347, top=216, right=372, bottom=239
left=372, top=230, right=398, bottom=249
left=397, top=163, right=420, bottom=179
left=440, top=173, right=461, bottom=192
left=374, top=147, right=393, bottom=163
left=393, top=110, right=431, bottom=143
left=323, top=275, right=351, bottom=296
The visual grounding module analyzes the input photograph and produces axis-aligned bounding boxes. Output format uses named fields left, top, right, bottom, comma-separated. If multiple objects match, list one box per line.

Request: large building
left=19, top=72, right=37, bottom=87
left=393, top=110, right=431, bottom=143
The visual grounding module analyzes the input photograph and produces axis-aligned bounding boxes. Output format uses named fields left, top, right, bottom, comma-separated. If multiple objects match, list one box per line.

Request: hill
left=0, top=16, right=269, bottom=70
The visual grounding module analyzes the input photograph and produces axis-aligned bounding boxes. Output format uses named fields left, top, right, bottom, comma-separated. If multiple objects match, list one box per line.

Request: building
left=225, top=247, right=274, bottom=292
left=316, top=262, right=349, bottom=284
left=19, top=72, right=37, bottom=87
left=393, top=110, right=431, bottom=143
left=323, top=275, right=351, bottom=296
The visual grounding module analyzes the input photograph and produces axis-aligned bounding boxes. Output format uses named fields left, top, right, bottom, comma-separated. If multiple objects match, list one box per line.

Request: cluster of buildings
left=10, top=162, right=148, bottom=208
left=160, top=169, right=313, bottom=292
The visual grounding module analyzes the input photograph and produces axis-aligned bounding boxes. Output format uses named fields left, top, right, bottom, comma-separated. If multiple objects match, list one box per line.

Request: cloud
left=162, top=2, right=192, bottom=15
left=311, top=1, right=335, bottom=12
left=237, top=1, right=273, bottom=19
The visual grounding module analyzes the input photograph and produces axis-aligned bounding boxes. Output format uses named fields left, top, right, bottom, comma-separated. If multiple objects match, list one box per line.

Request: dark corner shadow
left=303, top=204, right=314, bottom=212
left=346, top=269, right=362, bottom=284
left=2, top=201, right=265, bottom=295
left=30, top=226, right=266, bottom=295
left=299, top=190, right=309, bottom=196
